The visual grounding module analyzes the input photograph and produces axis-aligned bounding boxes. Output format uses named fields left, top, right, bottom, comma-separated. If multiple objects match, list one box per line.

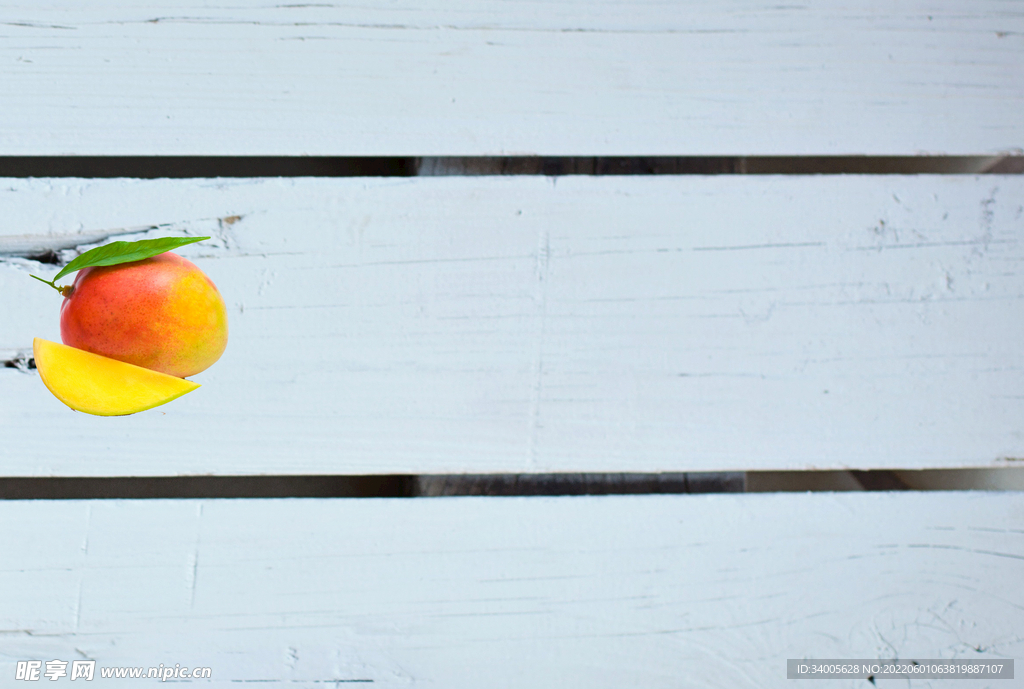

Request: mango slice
left=33, top=338, right=199, bottom=416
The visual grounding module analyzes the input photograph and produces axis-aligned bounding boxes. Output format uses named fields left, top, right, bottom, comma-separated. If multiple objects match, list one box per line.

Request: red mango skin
left=60, top=252, right=228, bottom=378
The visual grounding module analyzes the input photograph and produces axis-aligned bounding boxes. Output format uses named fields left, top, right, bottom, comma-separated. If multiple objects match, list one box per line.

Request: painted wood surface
left=0, top=492, right=1021, bottom=687
left=0, top=2, right=1022, bottom=155
left=1, top=175, right=1021, bottom=476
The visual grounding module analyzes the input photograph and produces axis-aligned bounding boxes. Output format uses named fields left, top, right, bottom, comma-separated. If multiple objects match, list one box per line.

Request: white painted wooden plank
left=0, top=493, right=1020, bottom=687
left=0, top=2, right=1022, bottom=155
left=1, top=175, right=1022, bottom=476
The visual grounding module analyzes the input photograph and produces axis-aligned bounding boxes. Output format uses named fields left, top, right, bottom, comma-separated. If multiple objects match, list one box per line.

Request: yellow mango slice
left=33, top=338, right=199, bottom=416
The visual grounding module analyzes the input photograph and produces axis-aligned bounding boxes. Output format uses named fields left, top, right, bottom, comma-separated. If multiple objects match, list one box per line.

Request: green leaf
left=52, top=236, right=210, bottom=283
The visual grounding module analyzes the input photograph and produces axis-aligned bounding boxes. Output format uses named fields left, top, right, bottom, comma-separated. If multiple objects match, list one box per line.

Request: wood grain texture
left=1, top=175, right=1022, bottom=476
left=0, top=492, right=1021, bottom=687
left=0, top=1, right=1022, bottom=155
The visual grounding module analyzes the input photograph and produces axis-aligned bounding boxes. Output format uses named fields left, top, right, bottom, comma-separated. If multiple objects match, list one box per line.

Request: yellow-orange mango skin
left=60, top=252, right=228, bottom=378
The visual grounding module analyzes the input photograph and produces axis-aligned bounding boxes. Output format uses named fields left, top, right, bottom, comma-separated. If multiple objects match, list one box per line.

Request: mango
left=33, top=338, right=200, bottom=416
left=59, top=252, right=228, bottom=378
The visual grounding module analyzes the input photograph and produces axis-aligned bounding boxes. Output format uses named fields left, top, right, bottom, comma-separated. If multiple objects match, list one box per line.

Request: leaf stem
left=30, top=274, right=72, bottom=297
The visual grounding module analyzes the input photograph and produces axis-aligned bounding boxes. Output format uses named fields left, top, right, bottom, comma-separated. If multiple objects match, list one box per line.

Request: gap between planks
left=0, top=156, right=1019, bottom=179
left=0, top=470, right=1021, bottom=499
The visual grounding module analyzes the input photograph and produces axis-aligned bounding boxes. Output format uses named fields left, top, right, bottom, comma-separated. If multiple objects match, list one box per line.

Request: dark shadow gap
left=0, top=156, right=1019, bottom=178
left=0, top=473, right=739, bottom=499
left=0, top=469, right=1018, bottom=499
left=0, top=157, right=419, bottom=178
left=413, top=472, right=743, bottom=496
left=0, top=476, right=418, bottom=500
left=419, top=156, right=1021, bottom=176
left=747, top=468, right=1023, bottom=492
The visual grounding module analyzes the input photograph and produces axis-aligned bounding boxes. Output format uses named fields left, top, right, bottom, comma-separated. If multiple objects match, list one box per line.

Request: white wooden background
left=0, top=1, right=1021, bottom=155
left=2, top=0, right=1023, bottom=686
left=1, top=493, right=1021, bottom=688
left=2, top=175, right=1022, bottom=476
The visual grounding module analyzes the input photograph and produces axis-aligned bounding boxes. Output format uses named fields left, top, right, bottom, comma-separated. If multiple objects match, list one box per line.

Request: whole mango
left=59, top=252, right=228, bottom=378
